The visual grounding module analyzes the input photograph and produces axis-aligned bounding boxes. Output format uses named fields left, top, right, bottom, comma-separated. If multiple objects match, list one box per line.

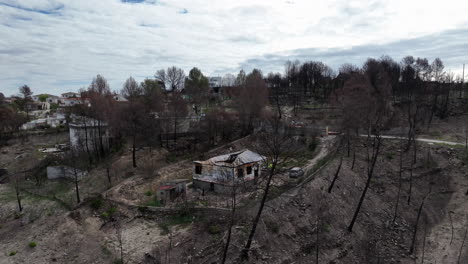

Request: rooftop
left=194, top=149, right=264, bottom=167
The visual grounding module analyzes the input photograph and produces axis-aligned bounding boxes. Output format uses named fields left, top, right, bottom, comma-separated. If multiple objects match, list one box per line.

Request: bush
left=144, top=190, right=153, bottom=196
left=28, top=242, right=37, bottom=248
left=90, top=198, right=103, bottom=210
left=208, top=225, right=221, bottom=234
left=146, top=198, right=162, bottom=207
left=9, top=251, right=17, bottom=256
left=385, top=152, right=395, bottom=160
left=112, top=259, right=123, bottom=264
left=308, top=137, right=318, bottom=152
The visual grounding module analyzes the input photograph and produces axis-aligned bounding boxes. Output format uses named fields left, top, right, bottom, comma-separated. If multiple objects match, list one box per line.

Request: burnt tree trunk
left=348, top=135, right=382, bottom=232
left=15, top=174, right=22, bottom=212
left=221, top=178, right=237, bottom=264
left=242, top=162, right=277, bottom=258
left=74, top=167, right=80, bottom=203
left=132, top=133, right=137, bottom=168
left=328, top=156, right=343, bottom=193
left=393, top=139, right=404, bottom=224
left=410, top=188, right=431, bottom=254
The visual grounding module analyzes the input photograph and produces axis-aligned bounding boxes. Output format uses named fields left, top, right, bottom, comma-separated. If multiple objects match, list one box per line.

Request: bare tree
left=233, top=69, right=268, bottom=135
left=267, top=72, right=284, bottom=119
left=393, top=137, right=404, bottom=224
left=410, top=187, right=431, bottom=254
left=114, top=222, right=124, bottom=264
left=62, top=147, right=88, bottom=204
left=185, top=67, right=209, bottom=114
left=167, top=92, right=188, bottom=146
left=328, top=155, right=343, bottom=193
left=242, top=116, right=298, bottom=258
left=345, top=62, right=392, bottom=232
left=221, top=169, right=243, bottom=264
left=121, top=76, right=142, bottom=100
left=14, top=172, right=23, bottom=212
left=221, top=73, right=236, bottom=87
left=156, top=66, right=185, bottom=92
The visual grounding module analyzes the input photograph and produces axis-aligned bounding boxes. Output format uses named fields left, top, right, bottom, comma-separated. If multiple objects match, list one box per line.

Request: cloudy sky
left=1, top=0, right=468, bottom=96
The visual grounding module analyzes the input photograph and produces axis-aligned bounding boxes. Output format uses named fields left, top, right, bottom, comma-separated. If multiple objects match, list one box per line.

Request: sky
left=1, top=0, right=468, bottom=96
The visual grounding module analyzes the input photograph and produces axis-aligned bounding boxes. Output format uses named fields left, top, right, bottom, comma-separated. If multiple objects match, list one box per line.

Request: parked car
left=289, top=167, right=304, bottom=178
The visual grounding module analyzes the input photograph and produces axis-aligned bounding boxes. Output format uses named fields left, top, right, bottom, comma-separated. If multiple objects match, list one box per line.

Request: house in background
left=59, top=97, right=85, bottom=107
left=32, top=94, right=60, bottom=104
left=61, top=92, right=80, bottom=98
left=113, top=94, right=128, bottom=102
left=192, top=149, right=264, bottom=193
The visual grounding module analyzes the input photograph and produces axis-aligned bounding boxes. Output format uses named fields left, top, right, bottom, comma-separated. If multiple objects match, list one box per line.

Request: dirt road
left=361, top=134, right=465, bottom=146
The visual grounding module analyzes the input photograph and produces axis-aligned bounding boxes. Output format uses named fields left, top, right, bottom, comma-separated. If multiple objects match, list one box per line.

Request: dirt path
left=281, top=136, right=337, bottom=198
left=417, top=165, right=468, bottom=263
left=361, top=134, right=465, bottom=146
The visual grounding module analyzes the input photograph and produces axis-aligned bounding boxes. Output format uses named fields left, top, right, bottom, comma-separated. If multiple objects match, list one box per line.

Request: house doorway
left=210, top=182, right=215, bottom=191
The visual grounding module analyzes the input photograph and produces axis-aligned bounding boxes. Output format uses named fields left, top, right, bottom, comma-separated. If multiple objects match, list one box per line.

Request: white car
left=289, top=167, right=304, bottom=178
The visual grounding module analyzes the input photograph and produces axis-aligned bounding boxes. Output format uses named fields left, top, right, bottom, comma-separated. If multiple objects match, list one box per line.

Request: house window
left=246, top=166, right=252, bottom=175
left=237, top=168, right=244, bottom=178
left=195, top=165, right=202, bottom=174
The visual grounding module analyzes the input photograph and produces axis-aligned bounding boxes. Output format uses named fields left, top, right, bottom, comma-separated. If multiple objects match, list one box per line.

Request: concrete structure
left=59, top=97, right=88, bottom=107
left=193, top=149, right=264, bottom=193
left=47, top=166, right=87, bottom=180
left=61, top=92, right=80, bottom=98
left=113, top=94, right=128, bottom=102
left=69, top=118, right=109, bottom=152
left=208, top=76, right=222, bottom=88
left=157, top=179, right=189, bottom=205
left=32, top=94, right=60, bottom=104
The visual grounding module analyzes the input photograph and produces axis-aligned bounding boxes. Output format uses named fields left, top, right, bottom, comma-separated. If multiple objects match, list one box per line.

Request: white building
left=69, top=118, right=109, bottom=152
left=193, top=149, right=264, bottom=193
left=113, top=94, right=128, bottom=102
left=61, top=92, right=80, bottom=98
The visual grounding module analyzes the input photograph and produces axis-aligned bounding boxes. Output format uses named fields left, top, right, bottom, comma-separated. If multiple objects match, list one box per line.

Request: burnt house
left=193, top=149, right=264, bottom=193
left=157, top=179, right=189, bottom=205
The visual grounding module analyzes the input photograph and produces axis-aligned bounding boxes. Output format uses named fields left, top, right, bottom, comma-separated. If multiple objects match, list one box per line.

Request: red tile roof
left=158, top=185, right=176, bottom=190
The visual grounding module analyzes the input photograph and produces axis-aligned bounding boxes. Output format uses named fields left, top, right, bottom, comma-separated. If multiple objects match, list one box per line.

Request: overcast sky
left=1, top=0, right=468, bottom=96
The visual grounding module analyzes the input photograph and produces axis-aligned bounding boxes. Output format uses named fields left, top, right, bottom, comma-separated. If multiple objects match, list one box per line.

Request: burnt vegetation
left=1, top=55, right=468, bottom=264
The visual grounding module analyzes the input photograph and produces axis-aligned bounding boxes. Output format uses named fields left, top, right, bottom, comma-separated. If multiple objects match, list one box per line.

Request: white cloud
left=0, top=0, right=468, bottom=95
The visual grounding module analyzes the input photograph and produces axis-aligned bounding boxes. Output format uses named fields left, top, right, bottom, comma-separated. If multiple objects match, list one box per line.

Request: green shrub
left=138, top=206, right=148, bottom=213
left=101, top=212, right=109, bottom=218
left=308, top=138, right=318, bottom=152
left=101, top=207, right=118, bottom=219
left=112, top=259, right=123, bottom=264
left=28, top=242, right=37, bottom=248
left=144, top=190, right=153, bottom=196
left=90, top=198, right=103, bottom=210
left=146, top=198, right=162, bottom=207
left=385, top=152, right=395, bottom=160
left=158, top=213, right=193, bottom=235
left=208, top=225, right=221, bottom=234
left=9, top=251, right=17, bottom=256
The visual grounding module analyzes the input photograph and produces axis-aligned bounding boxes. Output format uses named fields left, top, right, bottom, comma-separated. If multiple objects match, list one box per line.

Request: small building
left=47, top=166, right=87, bottom=180
left=69, top=118, right=109, bottom=152
left=157, top=179, right=189, bottom=205
left=59, top=97, right=88, bottom=107
left=193, top=149, right=264, bottom=193
left=113, top=94, right=128, bottom=102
